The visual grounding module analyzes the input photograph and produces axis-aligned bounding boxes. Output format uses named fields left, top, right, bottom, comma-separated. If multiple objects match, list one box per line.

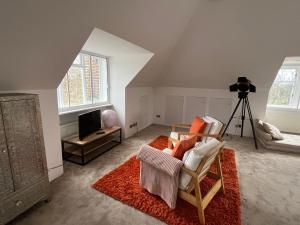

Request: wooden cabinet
left=0, top=112, right=14, bottom=198
left=0, top=94, right=49, bottom=225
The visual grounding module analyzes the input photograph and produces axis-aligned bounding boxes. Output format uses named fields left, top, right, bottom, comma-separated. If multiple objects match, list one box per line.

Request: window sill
left=59, top=104, right=113, bottom=115
left=267, top=105, right=300, bottom=112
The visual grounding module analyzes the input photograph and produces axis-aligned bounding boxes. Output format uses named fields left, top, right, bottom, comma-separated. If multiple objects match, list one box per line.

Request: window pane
left=91, top=56, right=101, bottom=103
left=268, top=82, right=294, bottom=106
left=68, top=67, right=84, bottom=107
left=57, top=52, right=109, bottom=111
left=82, top=54, right=92, bottom=104
left=90, top=56, right=108, bottom=103
left=268, top=68, right=297, bottom=106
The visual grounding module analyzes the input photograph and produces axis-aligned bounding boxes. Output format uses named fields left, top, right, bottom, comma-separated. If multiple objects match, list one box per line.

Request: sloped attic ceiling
left=141, top=0, right=300, bottom=89
left=0, top=0, right=199, bottom=90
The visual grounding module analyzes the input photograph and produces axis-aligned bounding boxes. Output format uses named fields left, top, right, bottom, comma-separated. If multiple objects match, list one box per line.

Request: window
left=267, top=66, right=300, bottom=109
left=57, top=51, right=109, bottom=112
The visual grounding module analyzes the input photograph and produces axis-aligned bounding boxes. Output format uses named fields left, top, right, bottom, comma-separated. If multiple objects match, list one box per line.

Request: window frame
left=57, top=50, right=110, bottom=114
left=267, top=65, right=300, bottom=111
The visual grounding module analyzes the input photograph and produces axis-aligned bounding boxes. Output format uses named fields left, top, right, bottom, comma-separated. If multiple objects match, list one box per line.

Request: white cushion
left=182, top=149, right=192, bottom=162
left=170, top=131, right=190, bottom=146
left=202, top=117, right=213, bottom=142
left=203, top=116, right=223, bottom=141
left=263, top=122, right=284, bottom=140
left=179, top=138, right=220, bottom=190
left=162, top=148, right=173, bottom=155
left=170, top=131, right=179, bottom=140
left=169, top=131, right=178, bottom=146
left=257, top=119, right=265, bottom=130
left=195, top=141, right=205, bottom=147
left=256, top=127, right=272, bottom=141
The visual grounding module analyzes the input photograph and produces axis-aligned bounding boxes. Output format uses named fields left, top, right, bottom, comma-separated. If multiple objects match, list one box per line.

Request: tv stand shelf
left=61, top=126, right=122, bottom=165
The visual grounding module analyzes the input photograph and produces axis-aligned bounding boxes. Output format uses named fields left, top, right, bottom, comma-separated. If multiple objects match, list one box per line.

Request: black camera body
left=229, top=77, right=256, bottom=98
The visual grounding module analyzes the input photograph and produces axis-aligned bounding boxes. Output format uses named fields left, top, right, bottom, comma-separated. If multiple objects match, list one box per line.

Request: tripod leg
left=241, top=98, right=246, bottom=138
left=222, top=98, right=242, bottom=137
left=245, top=97, right=258, bottom=149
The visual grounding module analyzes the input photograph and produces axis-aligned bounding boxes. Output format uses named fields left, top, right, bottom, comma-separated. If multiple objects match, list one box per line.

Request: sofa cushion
left=256, top=127, right=273, bottom=141
left=258, top=132, right=300, bottom=154
left=179, top=138, right=220, bottom=190
left=263, top=122, right=284, bottom=140
left=257, top=119, right=265, bottom=130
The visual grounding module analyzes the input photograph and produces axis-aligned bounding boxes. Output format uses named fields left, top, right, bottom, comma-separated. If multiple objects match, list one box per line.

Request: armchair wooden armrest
left=181, top=166, right=198, bottom=178
left=171, top=123, right=191, bottom=132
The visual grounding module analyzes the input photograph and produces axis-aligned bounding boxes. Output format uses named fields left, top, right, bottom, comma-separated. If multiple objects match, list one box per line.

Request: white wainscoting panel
left=165, top=95, right=184, bottom=125
left=60, top=121, right=78, bottom=138
left=184, top=96, right=207, bottom=123
left=208, top=98, right=233, bottom=124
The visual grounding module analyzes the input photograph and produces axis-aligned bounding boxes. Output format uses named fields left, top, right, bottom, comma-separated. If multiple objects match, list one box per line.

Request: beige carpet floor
left=9, top=125, right=300, bottom=225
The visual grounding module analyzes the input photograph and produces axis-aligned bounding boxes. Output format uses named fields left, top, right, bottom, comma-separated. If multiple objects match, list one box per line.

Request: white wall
left=0, top=90, right=63, bottom=182
left=153, top=87, right=268, bottom=137
left=82, top=28, right=153, bottom=137
left=155, top=0, right=300, bottom=90
left=266, top=109, right=300, bottom=134
left=36, top=90, right=63, bottom=181
left=109, top=55, right=153, bottom=136
left=125, top=87, right=154, bottom=138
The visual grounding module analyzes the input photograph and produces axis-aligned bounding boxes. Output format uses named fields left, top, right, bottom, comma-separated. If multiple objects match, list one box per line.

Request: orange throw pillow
left=189, top=116, right=207, bottom=134
left=171, top=135, right=197, bottom=160
left=189, top=116, right=207, bottom=141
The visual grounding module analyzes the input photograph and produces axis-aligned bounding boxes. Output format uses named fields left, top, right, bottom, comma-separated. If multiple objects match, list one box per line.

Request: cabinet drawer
left=0, top=179, right=49, bottom=225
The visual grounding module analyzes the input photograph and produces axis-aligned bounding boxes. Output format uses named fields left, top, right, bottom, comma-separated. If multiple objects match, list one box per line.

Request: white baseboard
left=48, top=166, right=64, bottom=182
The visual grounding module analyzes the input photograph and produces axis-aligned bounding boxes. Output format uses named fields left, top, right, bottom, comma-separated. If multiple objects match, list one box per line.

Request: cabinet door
left=1, top=99, right=45, bottom=190
left=0, top=110, right=14, bottom=197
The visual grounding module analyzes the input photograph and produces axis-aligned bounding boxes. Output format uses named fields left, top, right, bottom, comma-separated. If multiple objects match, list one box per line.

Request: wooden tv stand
left=61, top=126, right=122, bottom=165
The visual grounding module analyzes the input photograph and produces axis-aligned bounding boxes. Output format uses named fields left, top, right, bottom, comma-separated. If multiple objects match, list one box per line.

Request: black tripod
left=221, top=93, right=258, bottom=149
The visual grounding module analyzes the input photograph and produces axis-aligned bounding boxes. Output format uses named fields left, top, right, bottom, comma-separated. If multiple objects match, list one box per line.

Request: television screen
left=78, top=110, right=101, bottom=140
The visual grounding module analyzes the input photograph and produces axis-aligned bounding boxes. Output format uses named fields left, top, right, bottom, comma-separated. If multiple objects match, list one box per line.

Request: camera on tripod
left=229, top=77, right=256, bottom=99
left=222, top=76, right=258, bottom=149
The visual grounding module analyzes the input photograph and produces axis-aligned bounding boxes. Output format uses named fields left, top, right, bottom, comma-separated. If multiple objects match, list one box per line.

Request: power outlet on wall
left=130, top=122, right=138, bottom=128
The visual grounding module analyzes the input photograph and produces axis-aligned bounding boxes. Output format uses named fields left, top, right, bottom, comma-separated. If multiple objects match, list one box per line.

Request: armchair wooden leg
left=194, top=177, right=205, bottom=224
left=220, top=149, right=224, bottom=161
left=216, top=155, right=225, bottom=194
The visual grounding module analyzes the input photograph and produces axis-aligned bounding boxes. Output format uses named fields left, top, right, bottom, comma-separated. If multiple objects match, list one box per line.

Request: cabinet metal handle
left=15, top=200, right=23, bottom=207
left=2, top=150, right=6, bottom=153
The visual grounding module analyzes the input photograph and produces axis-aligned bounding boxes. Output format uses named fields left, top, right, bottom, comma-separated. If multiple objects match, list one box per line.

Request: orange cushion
left=171, top=135, right=197, bottom=160
left=189, top=116, right=207, bottom=134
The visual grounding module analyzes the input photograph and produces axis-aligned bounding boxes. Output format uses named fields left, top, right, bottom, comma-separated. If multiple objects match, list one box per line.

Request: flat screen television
left=78, top=109, right=101, bottom=140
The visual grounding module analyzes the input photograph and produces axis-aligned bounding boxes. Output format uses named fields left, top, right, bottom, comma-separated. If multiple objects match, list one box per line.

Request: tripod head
left=238, top=92, right=249, bottom=99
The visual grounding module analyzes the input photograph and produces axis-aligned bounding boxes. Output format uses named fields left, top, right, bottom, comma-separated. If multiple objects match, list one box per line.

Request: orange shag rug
left=92, top=136, right=241, bottom=225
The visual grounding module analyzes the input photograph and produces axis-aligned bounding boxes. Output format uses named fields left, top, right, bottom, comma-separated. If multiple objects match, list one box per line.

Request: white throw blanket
left=137, top=144, right=183, bottom=209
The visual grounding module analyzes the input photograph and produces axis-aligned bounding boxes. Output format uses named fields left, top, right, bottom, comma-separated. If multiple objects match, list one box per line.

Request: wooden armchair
left=178, top=141, right=225, bottom=224
left=168, top=116, right=225, bottom=149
